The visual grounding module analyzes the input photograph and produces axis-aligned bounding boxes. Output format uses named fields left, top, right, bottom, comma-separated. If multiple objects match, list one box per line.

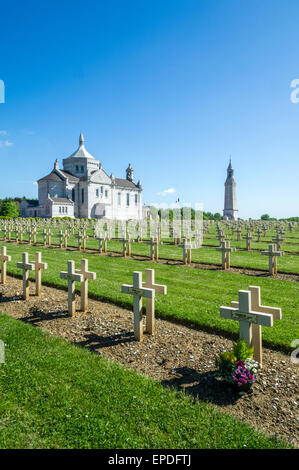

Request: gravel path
left=0, top=275, right=298, bottom=447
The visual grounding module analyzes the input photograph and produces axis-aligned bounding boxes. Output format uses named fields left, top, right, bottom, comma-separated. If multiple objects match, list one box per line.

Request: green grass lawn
left=0, top=313, right=288, bottom=449
left=1, top=242, right=298, bottom=351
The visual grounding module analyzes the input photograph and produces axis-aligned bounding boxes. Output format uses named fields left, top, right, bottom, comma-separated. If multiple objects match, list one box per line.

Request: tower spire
left=126, top=163, right=134, bottom=182
left=223, top=158, right=238, bottom=221
left=79, top=132, right=84, bottom=147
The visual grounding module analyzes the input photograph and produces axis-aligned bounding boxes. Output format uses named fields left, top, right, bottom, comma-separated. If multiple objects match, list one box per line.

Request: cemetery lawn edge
left=0, top=313, right=290, bottom=449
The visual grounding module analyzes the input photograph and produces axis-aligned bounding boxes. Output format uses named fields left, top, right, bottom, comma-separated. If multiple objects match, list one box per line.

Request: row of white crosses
left=1, top=246, right=166, bottom=340
left=220, top=286, right=282, bottom=366
left=0, top=246, right=96, bottom=315
left=215, top=240, right=283, bottom=274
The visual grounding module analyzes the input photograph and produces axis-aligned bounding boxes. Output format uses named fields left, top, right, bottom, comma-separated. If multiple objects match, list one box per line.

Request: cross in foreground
left=30, top=252, right=48, bottom=296
left=75, top=259, right=96, bottom=312
left=0, top=246, right=11, bottom=284
left=142, top=269, right=167, bottom=335
left=261, top=244, right=283, bottom=275
left=216, top=240, right=236, bottom=270
left=17, top=252, right=35, bottom=300
left=220, top=287, right=280, bottom=365
left=60, top=261, right=83, bottom=316
left=242, top=232, right=253, bottom=250
left=121, top=271, right=155, bottom=341
left=229, top=286, right=282, bottom=366
left=146, top=238, right=159, bottom=261
left=179, top=239, right=192, bottom=265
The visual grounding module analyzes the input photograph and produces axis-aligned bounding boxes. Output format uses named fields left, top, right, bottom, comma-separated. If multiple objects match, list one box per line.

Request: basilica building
left=20, top=133, right=143, bottom=219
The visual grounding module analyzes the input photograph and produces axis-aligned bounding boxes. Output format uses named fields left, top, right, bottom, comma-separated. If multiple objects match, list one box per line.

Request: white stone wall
left=112, top=187, right=142, bottom=220
left=51, top=202, right=74, bottom=218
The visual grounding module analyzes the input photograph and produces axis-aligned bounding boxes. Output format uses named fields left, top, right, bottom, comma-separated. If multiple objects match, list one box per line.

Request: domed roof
left=65, top=133, right=95, bottom=159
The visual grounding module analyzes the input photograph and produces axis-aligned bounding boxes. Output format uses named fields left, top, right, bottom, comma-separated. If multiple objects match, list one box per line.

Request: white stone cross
left=77, top=232, right=82, bottom=251
left=142, top=269, right=167, bottom=335
left=146, top=237, right=159, bottom=261
left=82, top=231, right=88, bottom=250
left=43, top=229, right=47, bottom=246
left=75, top=259, right=96, bottom=312
left=230, top=286, right=281, bottom=365
left=217, top=231, right=226, bottom=246
left=0, top=246, right=11, bottom=285
left=15, top=227, right=19, bottom=244
left=220, top=289, right=274, bottom=363
left=30, top=252, right=48, bottom=297
left=32, top=227, right=37, bottom=244
left=216, top=240, right=236, bottom=269
left=60, top=261, right=83, bottom=316
left=122, top=237, right=131, bottom=257
left=17, top=252, right=35, bottom=300
left=256, top=228, right=262, bottom=242
left=178, top=239, right=192, bottom=264
left=63, top=230, right=68, bottom=248
left=272, top=233, right=285, bottom=251
left=59, top=230, right=64, bottom=249
left=236, top=227, right=242, bottom=241
left=261, top=244, right=283, bottom=275
left=27, top=229, right=33, bottom=245
left=121, top=271, right=155, bottom=341
left=242, top=232, right=253, bottom=250
left=97, top=237, right=107, bottom=254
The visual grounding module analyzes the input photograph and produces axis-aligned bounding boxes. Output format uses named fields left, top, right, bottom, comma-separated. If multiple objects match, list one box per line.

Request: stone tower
left=223, top=159, right=238, bottom=220
left=126, top=163, right=134, bottom=182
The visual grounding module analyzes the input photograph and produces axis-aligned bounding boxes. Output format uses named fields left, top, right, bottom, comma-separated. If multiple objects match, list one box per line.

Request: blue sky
left=0, top=0, right=299, bottom=219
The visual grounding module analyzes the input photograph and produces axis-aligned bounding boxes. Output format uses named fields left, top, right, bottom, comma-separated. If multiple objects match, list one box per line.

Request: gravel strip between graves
left=0, top=276, right=298, bottom=447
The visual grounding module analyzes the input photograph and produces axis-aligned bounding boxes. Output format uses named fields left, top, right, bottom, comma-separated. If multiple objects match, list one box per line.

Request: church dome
left=65, top=133, right=95, bottom=159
